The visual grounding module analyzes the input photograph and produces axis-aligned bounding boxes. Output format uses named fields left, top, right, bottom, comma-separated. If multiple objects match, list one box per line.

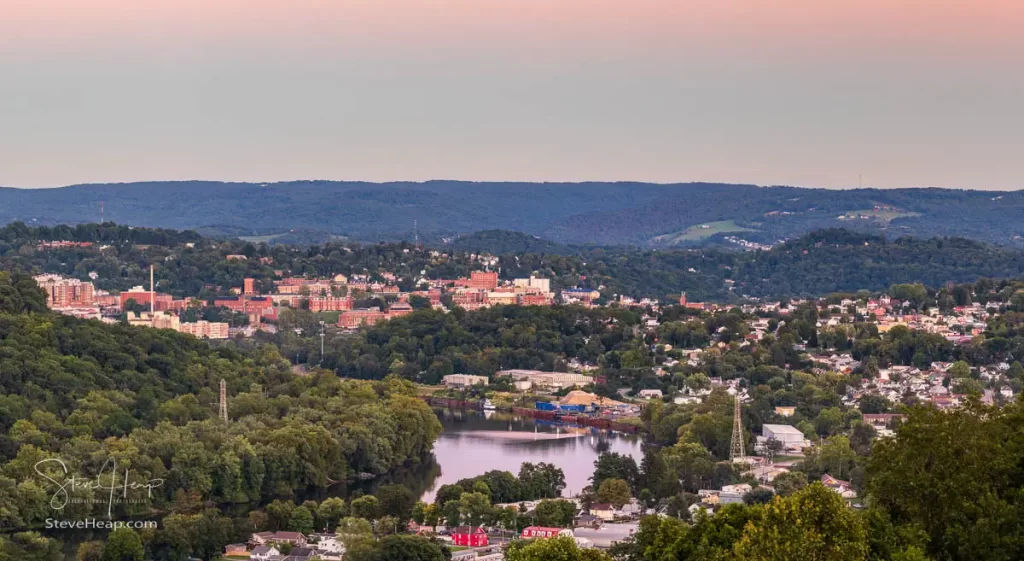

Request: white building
left=442, top=374, right=489, bottom=388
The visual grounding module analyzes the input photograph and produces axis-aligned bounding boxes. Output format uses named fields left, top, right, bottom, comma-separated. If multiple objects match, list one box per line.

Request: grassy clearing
left=839, top=209, right=921, bottom=223
left=239, top=233, right=288, bottom=243
left=652, top=220, right=756, bottom=244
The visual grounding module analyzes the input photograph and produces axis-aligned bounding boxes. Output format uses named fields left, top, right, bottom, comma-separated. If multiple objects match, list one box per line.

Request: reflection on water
left=420, top=408, right=644, bottom=502
left=44, top=409, right=642, bottom=559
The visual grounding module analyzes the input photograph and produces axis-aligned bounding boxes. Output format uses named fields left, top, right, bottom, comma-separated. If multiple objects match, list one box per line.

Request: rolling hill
left=1, top=181, right=1022, bottom=247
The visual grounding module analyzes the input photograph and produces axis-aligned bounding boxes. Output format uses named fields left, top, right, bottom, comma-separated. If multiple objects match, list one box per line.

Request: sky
left=1, top=0, right=1022, bottom=190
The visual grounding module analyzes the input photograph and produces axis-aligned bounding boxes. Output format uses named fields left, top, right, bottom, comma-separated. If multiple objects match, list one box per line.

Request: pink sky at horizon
left=1, top=0, right=1022, bottom=189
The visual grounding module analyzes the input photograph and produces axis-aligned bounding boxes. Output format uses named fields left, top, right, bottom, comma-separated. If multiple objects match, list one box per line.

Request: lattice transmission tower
left=729, top=394, right=745, bottom=460
left=219, top=379, right=228, bottom=422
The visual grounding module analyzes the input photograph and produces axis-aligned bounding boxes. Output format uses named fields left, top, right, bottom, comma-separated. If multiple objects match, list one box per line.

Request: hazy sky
left=2, top=0, right=1022, bottom=189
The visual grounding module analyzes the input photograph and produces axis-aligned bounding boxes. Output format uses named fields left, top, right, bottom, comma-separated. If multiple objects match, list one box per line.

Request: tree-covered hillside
left=4, top=223, right=1024, bottom=302
left=0, top=270, right=441, bottom=530
left=2, top=181, right=1022, bottom=247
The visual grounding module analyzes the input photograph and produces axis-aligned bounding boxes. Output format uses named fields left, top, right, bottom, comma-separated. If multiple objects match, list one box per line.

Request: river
left=421, top=408, right=645, bottom=502
left=41, top=408, right=643, bottom=559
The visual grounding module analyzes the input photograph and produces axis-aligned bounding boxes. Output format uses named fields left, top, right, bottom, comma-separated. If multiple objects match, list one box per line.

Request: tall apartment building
left=33, top=274, right=96, bottom=308
left=469, top=271, right=499, bottom=290
left=180, top=321, right=230, bottom=340
left=514, top=276, right=551, bottom=293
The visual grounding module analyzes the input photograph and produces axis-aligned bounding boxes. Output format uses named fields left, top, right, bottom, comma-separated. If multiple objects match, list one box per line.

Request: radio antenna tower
left=729, top=394, right=745, bottom=460
left=100, top=201, right=104, bottom=224
left=219, top=379, right=228, bottom=422
left=413, top=219, right=419, bottom=247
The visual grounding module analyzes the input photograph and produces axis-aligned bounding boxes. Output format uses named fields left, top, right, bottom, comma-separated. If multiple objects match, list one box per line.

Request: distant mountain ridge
left=2, top=180, right=1022, bottom=247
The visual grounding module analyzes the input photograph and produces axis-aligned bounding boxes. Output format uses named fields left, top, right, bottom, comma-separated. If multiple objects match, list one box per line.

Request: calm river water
left=421, top=408, right=645, bottom=502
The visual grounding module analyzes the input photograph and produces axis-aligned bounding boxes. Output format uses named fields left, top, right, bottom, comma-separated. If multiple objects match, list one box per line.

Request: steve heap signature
left=34, top=458, right=165, bottom=518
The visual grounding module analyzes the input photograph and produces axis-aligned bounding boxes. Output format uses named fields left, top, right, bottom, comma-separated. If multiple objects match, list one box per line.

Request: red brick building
left=243, top=278, right=256, bottom=295
left=119, top=287, right=175, bottom=311
left=451, top=527, right=488, bottom=547
left=337, top=308, right=388, bottom=328
left=453, top=290, right=489, bottom=310
left=214, top=296, right=275, bottom=315
left=307, top=297, right=354, bottom=312
left=519, top=294, right=553, bottom=306
left=469, top=271, right=499, bottom=290
left=34, top=275, right=96, bottom=308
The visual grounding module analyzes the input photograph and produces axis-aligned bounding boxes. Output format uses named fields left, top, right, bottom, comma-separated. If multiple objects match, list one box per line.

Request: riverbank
left=424, top=396, right=642, bottom=434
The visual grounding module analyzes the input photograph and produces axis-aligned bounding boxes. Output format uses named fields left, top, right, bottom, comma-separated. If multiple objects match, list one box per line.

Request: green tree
left=458, top=492, right=491, bottom=527
left=336, top=517, right=375, bottom=550
left=948, top=360, right=971, bottom=379
left=506, top=535, right=611, bottom=561
left=518, top=462, right=566, bottom=500
left=316, top=497, right=347, bottom=532
left=771, top=471, right=808, bottom=497
left=350, top=495, right=381, bottom=520
left=733, top=483, right=868, bottom=561
left=591, top=452, right=640, bottom=492
left=533, top=499, right=577, bottom=528
left=595, top=478, right=632, bottom=509
left=378, top=484, right=416, bottom=520
left=288, top=505, right=315, bottom=534
left=76, top=541, right=104, bottom=561
left=346, top=534, right=451, bottom=561
left=101, top=528, right=144, bottom=561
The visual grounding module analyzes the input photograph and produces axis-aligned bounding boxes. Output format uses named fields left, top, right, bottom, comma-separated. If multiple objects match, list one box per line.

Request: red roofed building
left=450, top=526, right=488, bottom=547
left=521, top=527, right=574, bottom=539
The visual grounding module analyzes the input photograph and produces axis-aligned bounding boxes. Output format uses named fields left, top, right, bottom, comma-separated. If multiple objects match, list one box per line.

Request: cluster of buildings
left=227, top=531, right=345, bottom=561
left=427, top=272, right=555, bottom=310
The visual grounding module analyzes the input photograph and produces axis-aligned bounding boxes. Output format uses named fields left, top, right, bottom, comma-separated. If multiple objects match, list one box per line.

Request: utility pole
left=319, top=321, right=326, bottom=366
left=150, top=264, right=155, bottom=327
left=729, top=394, right=745, bottom=461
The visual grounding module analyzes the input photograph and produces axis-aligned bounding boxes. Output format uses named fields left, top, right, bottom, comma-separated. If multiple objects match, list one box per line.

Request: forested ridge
left=2, top=181, right=1022, bottom=247
left=4, top=223, right=1024, bottom=303
left=0, top=270, right=441, bottom=553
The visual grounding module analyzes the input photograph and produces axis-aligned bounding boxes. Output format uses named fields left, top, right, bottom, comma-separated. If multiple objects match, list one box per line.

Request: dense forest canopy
left=0, top=270, right=440, bottom=537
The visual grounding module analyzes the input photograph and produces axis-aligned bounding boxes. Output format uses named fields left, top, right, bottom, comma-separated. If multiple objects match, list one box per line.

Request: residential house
left=451, top=526, right=489, bottom=547
left=574, top=514, right=603, bottom=529
left=637, top=389, right=663, bottom=400
left=589, top=503, right=616, bottom=521
left=249, top=545, right=280, bottom=561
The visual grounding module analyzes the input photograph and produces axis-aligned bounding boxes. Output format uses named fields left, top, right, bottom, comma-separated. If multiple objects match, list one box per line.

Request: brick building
left=468, top=271, right=499, bottom=290
left=180, top=321, right=230, bottom=340
left=33, top=274, right=96, bottom=308
left=214, top=296, right=275, bottom=315
left=306, top=297, right=354, bottom=312
left=119, top=286, right=174, bottom=311
left=337, top=308, right=388, bottom=328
